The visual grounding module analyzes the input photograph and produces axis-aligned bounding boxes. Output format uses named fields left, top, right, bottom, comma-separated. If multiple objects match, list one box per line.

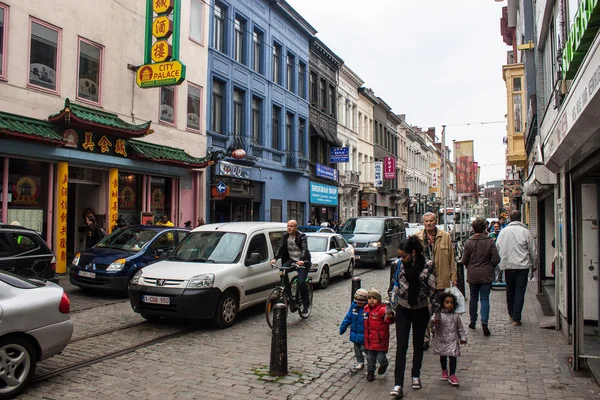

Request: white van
left=128, top=222, right=287, bottom=328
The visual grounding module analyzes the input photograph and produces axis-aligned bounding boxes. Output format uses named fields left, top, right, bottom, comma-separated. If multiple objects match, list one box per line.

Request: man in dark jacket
left=272, top=220, right=312, bottom=313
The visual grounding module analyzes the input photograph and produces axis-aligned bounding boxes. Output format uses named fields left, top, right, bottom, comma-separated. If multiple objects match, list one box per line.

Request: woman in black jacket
left=86, top=215, right=104, bottom=249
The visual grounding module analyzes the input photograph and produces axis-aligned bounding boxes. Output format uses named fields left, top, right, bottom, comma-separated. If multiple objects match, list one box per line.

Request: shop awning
left=311, top=123, right=341, bottom=147
left=48, top=98, right=153, bottom=138
left=0, top=111, right=65, bottom=145
left=129, top=140, right=214, bottom=168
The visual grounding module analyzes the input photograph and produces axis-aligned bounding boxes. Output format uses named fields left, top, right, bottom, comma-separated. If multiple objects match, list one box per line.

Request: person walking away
left=271, top=220, right=312, bottom=314
left=86, top=215, right=104, bottom=249
left=363, top=288, right=393, bottom=382
left=461, top=218, right=500, bottom=336
left=431, top=292, right=467, bottom=386
left=340, top=288, right=368, bottom=372
left=496, top=210, right=537, bottom=326
left=416, top=212, right=457, bottom=349
left=387, top=236, right=441, bottom=397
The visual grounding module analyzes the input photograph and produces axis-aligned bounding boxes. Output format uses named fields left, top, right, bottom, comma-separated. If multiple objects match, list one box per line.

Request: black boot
left=482, top=324, right=491, bottom=336
left=366, top=371, right=375, bottom=382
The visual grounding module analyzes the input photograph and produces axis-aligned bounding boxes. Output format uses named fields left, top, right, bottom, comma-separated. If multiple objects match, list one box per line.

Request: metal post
left=442, top=125, right=447, bottom=231
left=269, top=303, right=288, bottom=376
left=351, top=277, right=361, bottom=302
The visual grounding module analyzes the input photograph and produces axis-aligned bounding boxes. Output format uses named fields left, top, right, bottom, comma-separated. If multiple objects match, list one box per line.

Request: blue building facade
left=206, top=0, right=316, bottom=224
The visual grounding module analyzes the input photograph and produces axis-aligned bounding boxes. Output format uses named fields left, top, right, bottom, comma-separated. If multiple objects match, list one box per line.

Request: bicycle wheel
left=292, top=277, right=313, bottom=319
left=265, top=287, right=286, bottom=329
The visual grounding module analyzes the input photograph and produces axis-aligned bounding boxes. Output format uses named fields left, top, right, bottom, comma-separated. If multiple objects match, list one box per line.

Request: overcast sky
left=287, top=0, right=509, bottom=184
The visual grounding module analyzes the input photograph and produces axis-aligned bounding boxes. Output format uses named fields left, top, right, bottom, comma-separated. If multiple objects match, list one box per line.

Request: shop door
left=581, top=183, right=599, bottom=321
left=69, top=182, right=101, bottom=255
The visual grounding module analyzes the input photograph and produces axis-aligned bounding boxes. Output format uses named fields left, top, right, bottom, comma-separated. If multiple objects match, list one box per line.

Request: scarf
left=402, top=255, right=423, bottom=307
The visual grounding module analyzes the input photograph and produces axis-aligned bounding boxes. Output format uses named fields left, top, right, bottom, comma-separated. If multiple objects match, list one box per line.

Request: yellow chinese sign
left=56, top=162, right=68, bottom=274
left=136, top=60, right=186, bottom=88
left=108, top=168, right=119, bottom=234
left=153, top=0, right=173, bottom=14
left=152, top=16, right=173, bottom=39
left=151, top=40, right=172, bottom=63
left=115, top=139, right=128, bottom=157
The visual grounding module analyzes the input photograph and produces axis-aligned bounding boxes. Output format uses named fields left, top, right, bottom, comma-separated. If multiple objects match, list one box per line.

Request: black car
left=0, top=224, right=58, bottom=283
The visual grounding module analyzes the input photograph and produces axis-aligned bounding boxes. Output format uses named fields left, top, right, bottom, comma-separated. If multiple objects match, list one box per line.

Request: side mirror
left=327, top=249, right=338, bottom=255
left=247, top=252, right=262, bottom=266
left=386, top=229, right=393, bottom=235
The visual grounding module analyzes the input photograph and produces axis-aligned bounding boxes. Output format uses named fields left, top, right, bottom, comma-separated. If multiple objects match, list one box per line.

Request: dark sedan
left=69, top=225, right=188, bottom=292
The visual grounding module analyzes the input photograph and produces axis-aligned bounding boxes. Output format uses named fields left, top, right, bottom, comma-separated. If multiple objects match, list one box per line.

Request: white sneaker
left=351, top=362, right=364, bottom=371
left=390, top=385, right=403, bottom=397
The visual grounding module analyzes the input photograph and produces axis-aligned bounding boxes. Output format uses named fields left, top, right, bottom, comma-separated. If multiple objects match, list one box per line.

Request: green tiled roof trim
left=49, top=98, right=152, bottom=136
left=129, top=140, right=213, bottom=168
left=0, top=111, right=64, bottom=144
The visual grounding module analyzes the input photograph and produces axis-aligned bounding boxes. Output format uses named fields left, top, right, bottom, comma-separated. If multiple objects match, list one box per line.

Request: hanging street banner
left=454, top=140, right=477, bottom=197
left=430, top=163, right=439, bottom=188
left=374, top=161, right=383, bottom=187
left=316, top=163, right=338, bottom=181
left=384, top=156, right=396, bottom=180
left=137, top=0, right=186, bottom=89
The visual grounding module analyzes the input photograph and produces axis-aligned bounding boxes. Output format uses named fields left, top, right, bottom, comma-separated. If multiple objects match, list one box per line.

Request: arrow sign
left=216, top=182, right=227, bottom=193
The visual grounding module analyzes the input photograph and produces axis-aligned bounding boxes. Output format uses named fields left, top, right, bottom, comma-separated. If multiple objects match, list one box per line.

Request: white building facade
left=357, top=88, right=377, bottom=216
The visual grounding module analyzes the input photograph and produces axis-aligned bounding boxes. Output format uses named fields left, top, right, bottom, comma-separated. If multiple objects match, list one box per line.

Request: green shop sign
left=562, top=0, right=600, bottom=80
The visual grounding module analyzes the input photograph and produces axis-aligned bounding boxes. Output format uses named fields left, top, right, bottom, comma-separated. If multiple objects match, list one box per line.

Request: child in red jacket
left=363, top=288, right=394, bottom=382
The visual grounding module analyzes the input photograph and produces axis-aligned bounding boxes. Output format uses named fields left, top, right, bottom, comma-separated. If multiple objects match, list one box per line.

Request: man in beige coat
left=416, top=212, right=457, bottom=348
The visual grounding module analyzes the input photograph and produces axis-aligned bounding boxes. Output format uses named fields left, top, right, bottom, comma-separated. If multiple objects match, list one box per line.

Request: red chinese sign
left=384, top=157, right=396, bottom=180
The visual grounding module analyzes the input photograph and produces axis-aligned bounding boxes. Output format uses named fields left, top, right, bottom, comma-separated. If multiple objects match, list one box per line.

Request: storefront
left=541, top=28, right=600, bottom=370
left=0, top=99, right=212, bottom=273
left=309, top=181, right=338, bottom=225
left=209, top=161, right=263, bottom=222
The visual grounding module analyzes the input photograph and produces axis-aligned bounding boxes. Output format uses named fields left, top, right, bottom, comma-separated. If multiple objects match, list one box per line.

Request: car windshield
left=95, top=227, right=158, bottom=252
left=340, top=219, right=383, bottom=235
left=307, top=237, right=328, bottom=252
left=169, top=231, right=246, bottom=263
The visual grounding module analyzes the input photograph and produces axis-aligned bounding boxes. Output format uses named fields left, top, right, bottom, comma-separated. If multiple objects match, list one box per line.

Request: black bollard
left=351, top=277, right=361, bottom=302
left=269, top=303, right=288, bottom=376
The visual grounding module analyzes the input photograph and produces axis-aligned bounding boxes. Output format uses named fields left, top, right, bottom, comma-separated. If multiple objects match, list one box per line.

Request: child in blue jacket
left=340, top=288, right=368, bottom=371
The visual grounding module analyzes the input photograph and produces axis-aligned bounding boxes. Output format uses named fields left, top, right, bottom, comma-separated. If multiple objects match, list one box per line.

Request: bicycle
left=265, top=262, right=313, bottom=329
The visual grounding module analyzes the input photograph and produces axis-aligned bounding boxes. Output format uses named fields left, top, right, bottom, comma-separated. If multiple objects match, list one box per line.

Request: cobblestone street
left=17, top=268, right=600, bottom=399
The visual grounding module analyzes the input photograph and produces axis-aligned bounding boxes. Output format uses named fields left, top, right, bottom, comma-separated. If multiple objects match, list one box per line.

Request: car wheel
left=214, top=290, right=238, bottom=329
left=318, top=266, right=330, bottom=289
left=140, top=313, right=162, bottom=323
left=343, top=259, right=354, bottom=279
left=379, top=250, right=387, bottom=269
left=0, top=336, right=37, bottom=400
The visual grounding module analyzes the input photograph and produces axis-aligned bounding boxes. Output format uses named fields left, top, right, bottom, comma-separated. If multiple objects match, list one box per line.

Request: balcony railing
left=283, top=151, right=308, bottom=173
left=343, top=171, right=360, bottom=186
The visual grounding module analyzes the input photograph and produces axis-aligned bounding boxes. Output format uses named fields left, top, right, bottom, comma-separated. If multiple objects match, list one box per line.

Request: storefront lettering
left=61, top=187, right=67, bottom=196
left=60, top=226, right=67, bottom=235
left=59, top=238, right=66, bottom=248
left=61, top=251, right=66, bottom=263
left=60, top=212, right=66, bottom=223
left=82, top=132, right=95, bottom=151
left=61, top=200, right=67, bottom=209
left=115, top=139, right=128, bottom=157
left=153, top=63, right=180, bottom=80
left=111, top=190, right=117, bottom=198
left=98, top=135, right=112, bottom=153
left=112, top=178, right=118, bottom=189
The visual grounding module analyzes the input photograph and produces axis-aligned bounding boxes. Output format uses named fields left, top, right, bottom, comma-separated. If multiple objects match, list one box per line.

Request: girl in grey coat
left=431, top=292, right=467, bottom=386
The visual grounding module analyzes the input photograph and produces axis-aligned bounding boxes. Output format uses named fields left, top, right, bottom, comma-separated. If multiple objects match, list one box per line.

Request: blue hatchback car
left=69, top=225, right=189, bottom=292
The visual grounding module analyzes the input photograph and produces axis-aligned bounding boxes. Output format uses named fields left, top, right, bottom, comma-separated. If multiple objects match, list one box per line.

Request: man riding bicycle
left=271, top=220, right=312, bottom=314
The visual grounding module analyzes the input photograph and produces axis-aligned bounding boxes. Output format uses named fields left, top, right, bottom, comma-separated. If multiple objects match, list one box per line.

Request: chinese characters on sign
left=56, top=162, right=68, bottom=274
left=384, top=156, right=396, bottom=180
left=108, top=169, right=119, bottom=234
left=374, top=161, right=383, bottom=187
left=430, top=163, right=439, bottom=188
left=77, top=131, right=128, bottom=158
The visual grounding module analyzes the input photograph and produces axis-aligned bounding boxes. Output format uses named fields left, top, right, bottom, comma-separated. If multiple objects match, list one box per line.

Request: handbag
left=389, top=260, right=402, bottom=306
left=445, top=286, right=466, bottom=314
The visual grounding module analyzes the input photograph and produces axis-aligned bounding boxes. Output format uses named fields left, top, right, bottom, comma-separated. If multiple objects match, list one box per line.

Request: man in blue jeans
left=496, top=210, right=537, bottom=326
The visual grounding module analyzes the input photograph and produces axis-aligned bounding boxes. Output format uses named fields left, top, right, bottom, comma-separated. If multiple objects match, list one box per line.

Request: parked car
left=0, top=224, right=57, bottom=284
left=405, top=223, right=424, bottom=238
left=340, top=217, right=406, bottom=269
left=128, top=222, right=287, bottom=328
left=298, top=226, right=335, bottom=233
left=0, top=270, right=73, bottom=399
left=70, top=225, right=189, bottom=292
left=306, top=233, right=354, bottom=289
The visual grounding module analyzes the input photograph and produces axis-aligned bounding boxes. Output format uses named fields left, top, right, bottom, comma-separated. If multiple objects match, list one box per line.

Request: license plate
left=142, top=295, right=170, bottom=305
left=355, top=256, right=361, bottom=260
left=78, top=271, right=96, bottom=278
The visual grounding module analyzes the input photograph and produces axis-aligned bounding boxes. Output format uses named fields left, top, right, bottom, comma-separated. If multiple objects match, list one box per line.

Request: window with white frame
left=29, top=19, right=61, bottom=91
left=77, top=39, right=102, bottom=104
left=159, top=86, right=175, bottom=124
left=252, top=29, right=262, bottom=73
left=0, top=3, right=7, bottom=80
left=213, top=3, right=225, bottom=53
left=187, top=84, right=202, bottom=131
left=190, top=0, right=203, bottom=43
left=272, top=43, right=281, bottom=84
left=234, top=17, right=244, bottom=64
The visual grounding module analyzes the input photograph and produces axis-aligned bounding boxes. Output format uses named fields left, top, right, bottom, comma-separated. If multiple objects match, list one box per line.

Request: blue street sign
left=315, top=163, right=338, bottom=181
left=216, top=182, right=227, bottom=193
left=309, top=182, right=338, bottom=206
left=330, top=147, right=349, bottom=163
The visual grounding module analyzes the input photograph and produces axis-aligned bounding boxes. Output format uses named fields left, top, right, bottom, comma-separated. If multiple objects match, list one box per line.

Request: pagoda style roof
left=129, top=140, right=214, bottom=168
left=0, top=111, right=65, bottom=145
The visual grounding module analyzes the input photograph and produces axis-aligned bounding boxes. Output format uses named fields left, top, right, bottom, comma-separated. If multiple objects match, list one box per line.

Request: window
left=159, top=86, right=175, bottom=124
left=246, top=233, right=268, bottom=264
left=234, top=17, right=244, bottom=63
left=187, top=83, right=202, bottom=131
left=272, top=106, right=281, bottom=150
left=272, top=43, right=281, bottom=84
left=270, top=199, right=282, bottom=222
left=286, top=53, right=294, bottom=92
left=310, top=72, right=317, bottom=105
left=233, top=89, right=243, bottom=135
left=287, top=201, right=304, bottom=224
left=286, top=113, right=293, bottom=149
left=298, top=118, right=306, bottom=156
left=252, top=97, right=261, bottom=143
left=329, top=85, right=335, bottom=116
left=29, top=19, right=61, bottom=92
left=190, top=0, right=203, bottom=43
left=252, top=30, right=262, bottom=73
left=13, top=233, right=38, bottom=254
left=298, top=62, right=306, bottom=99
left=213, top=3, right=225, bottom=52
left=211, top=80, right=224, bottom=133
left=77, top=39, right=102, bottom=104
left=0, top=4, right=7, bottom=80
left=319, top=79, right=326, bottom=110
left=268, top=231, right=284, bottom=252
